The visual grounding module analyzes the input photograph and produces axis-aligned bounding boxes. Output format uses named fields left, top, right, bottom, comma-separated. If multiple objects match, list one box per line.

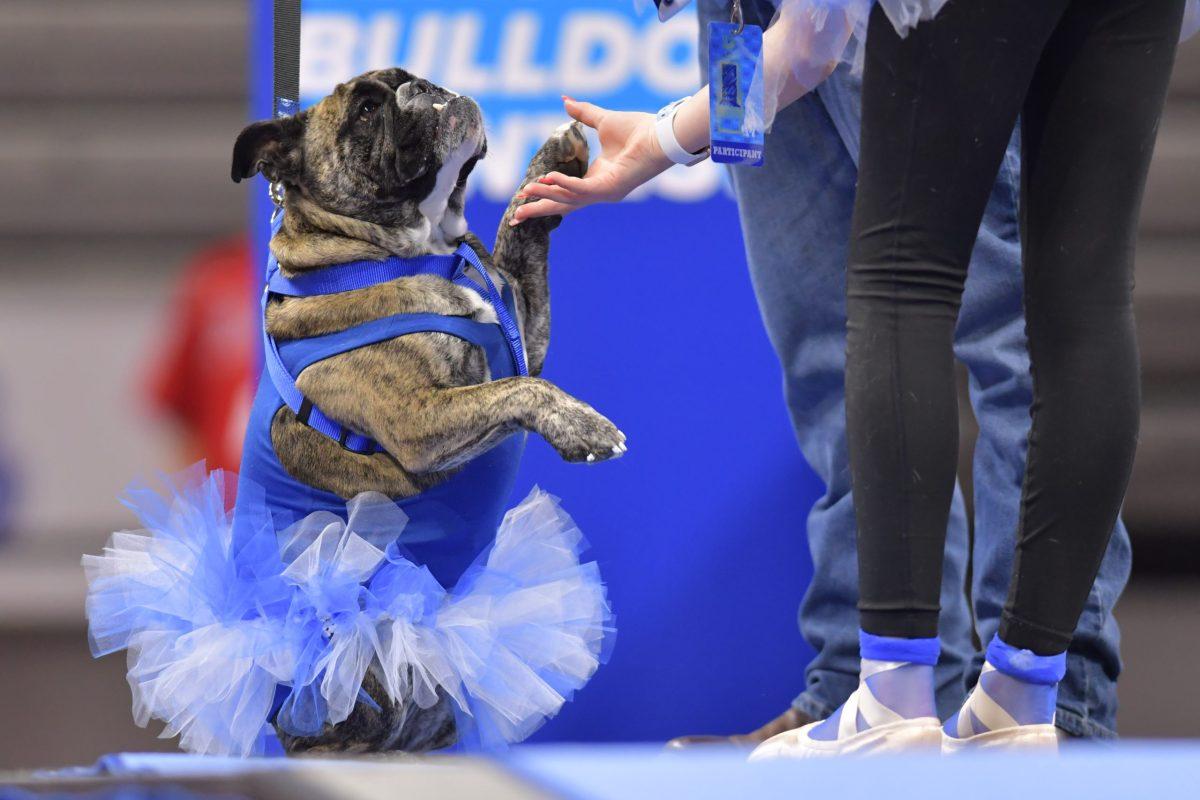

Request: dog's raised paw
left=541, top=399, right=626, bottom=464
left=505, top=122, right=590, bottom=228
left=527, top=121, right=589, bottom=183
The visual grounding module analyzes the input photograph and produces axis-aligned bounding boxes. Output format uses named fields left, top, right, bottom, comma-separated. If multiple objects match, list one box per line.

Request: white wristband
left=655, top=99, right=710, bottom=167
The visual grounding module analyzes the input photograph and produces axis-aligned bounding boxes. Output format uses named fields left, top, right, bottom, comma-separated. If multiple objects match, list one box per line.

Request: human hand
left=510, top=96, right=674, bottom=225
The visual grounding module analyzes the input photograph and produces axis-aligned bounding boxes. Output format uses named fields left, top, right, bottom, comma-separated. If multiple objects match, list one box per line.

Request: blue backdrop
left=249, top=0, right=822, bottom=743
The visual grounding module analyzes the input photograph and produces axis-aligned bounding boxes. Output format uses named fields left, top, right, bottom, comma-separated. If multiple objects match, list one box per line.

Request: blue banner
left=251, top=0, right=822, bottom=743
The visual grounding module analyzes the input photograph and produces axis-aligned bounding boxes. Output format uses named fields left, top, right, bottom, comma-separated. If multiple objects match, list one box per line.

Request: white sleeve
left=1183, top=0, right=1199, bottom=42
left=751, top=0, right=949, bottom=133
left=874, top=0, right=951, bottom=37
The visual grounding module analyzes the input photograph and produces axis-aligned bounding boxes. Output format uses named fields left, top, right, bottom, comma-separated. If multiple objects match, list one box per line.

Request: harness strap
left=261, top=285, right=382, bottom=453
left=261, top=215, right=528, bottom=456
left=277, top=313, right=506, bottom=376
left=268, top=253, right=463, bottom=296
left=453, top=244, right=528, bottom=377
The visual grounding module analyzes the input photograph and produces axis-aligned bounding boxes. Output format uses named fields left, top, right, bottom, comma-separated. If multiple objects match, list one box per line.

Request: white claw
left=586, top=453, right=596, bottom=462
left=611, top=445, right=623, bottom=456
left=432, top=102, right=446, bottom=112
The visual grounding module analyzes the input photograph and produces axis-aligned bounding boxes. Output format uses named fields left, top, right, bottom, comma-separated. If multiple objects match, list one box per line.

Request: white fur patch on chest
left=456, top=283, right=498, bottom=325
left=450, top=272, right=529, bottom=370
left=417, top=138, right=477, bottom=253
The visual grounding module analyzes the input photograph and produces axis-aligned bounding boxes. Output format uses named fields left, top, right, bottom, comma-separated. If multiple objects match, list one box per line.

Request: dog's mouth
left=396, top=85, right=484, bottom=156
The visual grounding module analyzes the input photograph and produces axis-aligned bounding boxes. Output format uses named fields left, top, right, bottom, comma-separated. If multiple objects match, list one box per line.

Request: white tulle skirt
left=83, top=467, right=614, bottom=757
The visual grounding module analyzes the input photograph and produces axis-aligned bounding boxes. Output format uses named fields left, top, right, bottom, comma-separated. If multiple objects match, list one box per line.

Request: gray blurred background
left=0, top=0, right=1198, bottom=770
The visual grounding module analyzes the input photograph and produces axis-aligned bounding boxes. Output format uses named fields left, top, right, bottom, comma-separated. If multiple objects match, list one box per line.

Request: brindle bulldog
left=231, top=68, right=624, bottom=753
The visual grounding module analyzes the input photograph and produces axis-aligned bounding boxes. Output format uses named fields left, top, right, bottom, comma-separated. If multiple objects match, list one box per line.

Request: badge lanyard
left=708, top=0, right=766, bottom=167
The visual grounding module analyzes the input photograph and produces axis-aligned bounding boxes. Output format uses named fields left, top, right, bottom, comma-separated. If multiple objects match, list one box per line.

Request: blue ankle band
left=859, top=631, right=940, bottom=665
left=985, top=635, right=1067, bottom=686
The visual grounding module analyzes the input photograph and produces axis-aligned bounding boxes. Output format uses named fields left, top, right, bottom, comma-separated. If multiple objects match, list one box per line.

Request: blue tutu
left=83, top=467, right=614, bottom=757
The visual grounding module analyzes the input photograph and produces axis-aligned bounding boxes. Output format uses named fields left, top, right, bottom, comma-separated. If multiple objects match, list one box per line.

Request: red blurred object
left=145, top=236, right=256, bottom=476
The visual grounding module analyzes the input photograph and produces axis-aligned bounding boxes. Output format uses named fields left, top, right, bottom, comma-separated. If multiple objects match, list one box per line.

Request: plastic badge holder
left=708, top=20, right=765, bottom=167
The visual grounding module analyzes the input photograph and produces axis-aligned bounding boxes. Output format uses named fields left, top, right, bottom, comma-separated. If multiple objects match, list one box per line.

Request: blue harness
left=234, top=217, right=529, bottom=585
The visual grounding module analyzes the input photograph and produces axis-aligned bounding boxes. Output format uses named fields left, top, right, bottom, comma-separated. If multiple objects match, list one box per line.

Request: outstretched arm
left=511, top=2, right=853, bottom=224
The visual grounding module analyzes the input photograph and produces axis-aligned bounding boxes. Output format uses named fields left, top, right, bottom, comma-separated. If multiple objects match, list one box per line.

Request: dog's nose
left=396, top=79, right=443, bottom=103
left=398, top=88, right=447, bottom=114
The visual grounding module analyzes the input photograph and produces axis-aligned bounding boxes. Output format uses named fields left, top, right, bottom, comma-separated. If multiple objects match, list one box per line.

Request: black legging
left=847, top=0, right=1185, bottom=655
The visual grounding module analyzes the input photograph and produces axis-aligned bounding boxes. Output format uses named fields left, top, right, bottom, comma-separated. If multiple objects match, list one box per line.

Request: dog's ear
left=231, top=114, right=305, bottom=183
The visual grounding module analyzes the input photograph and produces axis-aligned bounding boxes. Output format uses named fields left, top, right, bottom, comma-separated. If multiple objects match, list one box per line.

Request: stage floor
left=5, top=743, right=1199, bottom=799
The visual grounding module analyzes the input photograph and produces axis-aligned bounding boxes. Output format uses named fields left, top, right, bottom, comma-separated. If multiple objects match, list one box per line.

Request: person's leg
left=736, top=66, right=975, bottom=726
left=943, top=0, right=1184, bottom=747
left=813, top=68, right=975, bottom=724
left=999, top=0, right=1184, bottom=656
left=775, top=9, right=1129, bottom=739
left=683, top=0, right=973, bottom=739
left=756, top=4, right=1063, bottom=757
left=833, top=3, right=1083, bottom=755
left=953, top=129, right=1132, bottom=739
left=755, top=0, right=1063, bottom=755
left=847, top=0, right=1062, bottom=645
left=731, top=86, right=871, bottom=723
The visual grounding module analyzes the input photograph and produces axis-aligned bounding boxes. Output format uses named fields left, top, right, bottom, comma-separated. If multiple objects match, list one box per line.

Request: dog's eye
left=358, top=101, right=379, bottom=121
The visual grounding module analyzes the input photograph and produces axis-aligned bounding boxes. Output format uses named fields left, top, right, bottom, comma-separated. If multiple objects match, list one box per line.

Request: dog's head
left=232, top=68, right=485, bottom=244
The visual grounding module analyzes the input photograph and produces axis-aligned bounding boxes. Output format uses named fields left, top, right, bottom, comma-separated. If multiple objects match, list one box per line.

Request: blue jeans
left=698, top=0, right=1130, bottom=738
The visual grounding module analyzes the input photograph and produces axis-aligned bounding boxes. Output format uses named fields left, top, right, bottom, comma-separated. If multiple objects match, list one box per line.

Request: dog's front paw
left=540, top=397, right=627, bottom=464
left=512, top=122, right=589, bottom=208
left=503, top=122, right=590, bottom=233
left=527, top=120, right=589, bottom=183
